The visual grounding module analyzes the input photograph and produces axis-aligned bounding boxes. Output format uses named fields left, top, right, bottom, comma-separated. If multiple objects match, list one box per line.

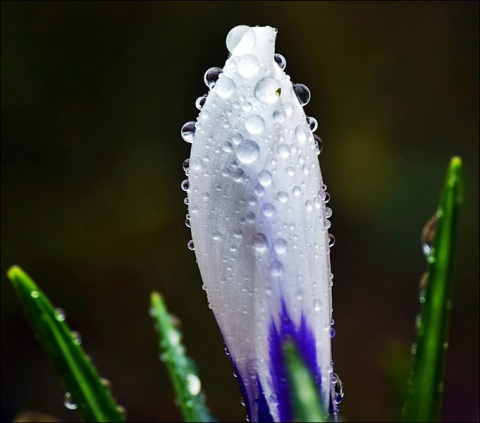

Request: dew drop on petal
left=252, top=233, right=268, bottom=252
left=236, top=140, right=260, bottom=164
left=274, top=53, right=286, bottom=70
left=314, top=134, right=323, bottom=155
left=195, top=94, right=207, bottom=110
left=314, top=298, right=322, bottom=311
left=187, top=374, right=201, bottom=396
left=31, top=290, right=39, bottom=298
left=226, top=25, right=256, bottom=55
left=276, top=191, right=289, bottom=203
left=182, top=158, right=190, bottom=175
left=187, top=240, right=195, bottom=250
left=306, top=116, right=318, bottom=132
left=269, top=260, right=284, bottom=277
left=273, top=239, right=288, bottom=254
left=258, top=170, right=273, bottom=187
left=55, top=308, right=66, bottom=322
left=237, top=55, right=260, bottom=78
left=215, top=77, right=235, bottom=98
left=295, top=125, right=310, bottom=143
left=204, top=67, right=223, bottom=89
left=181, top=121, right=196, bottom=143
left=328, top=234, right=336, bottom=248
left=293, top=186, right=302, bottom=196
left=273, top=108, right=286, bottom=123
left=293, top=83, right=311, bottom=106
left=71, top=331, right=82, bottom=345
left=181, top=179, right=190, bottom=191
left=277, top=144, right=291, bottom=158
left=255, top=77, right=281, bottom=104
left=245, top=115, right=265, bottom=134
left=262, top=203, right=275, bottom=217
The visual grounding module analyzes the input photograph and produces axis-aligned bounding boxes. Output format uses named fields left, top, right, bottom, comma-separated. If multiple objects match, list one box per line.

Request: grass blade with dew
left=403, top=157, right=464, bottom=422
left=150, top=292, right=216, bottom=422
left=283, top=340, right=328, bottom=422
left=7, top=266, right=125, bottom=422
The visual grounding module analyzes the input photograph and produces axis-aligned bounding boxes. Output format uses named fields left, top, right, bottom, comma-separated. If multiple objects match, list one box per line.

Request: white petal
left=187, top=25, right=334, bottom=421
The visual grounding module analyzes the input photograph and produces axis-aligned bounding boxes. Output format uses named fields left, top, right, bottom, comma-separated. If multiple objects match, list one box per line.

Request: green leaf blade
left=283, top=340, right=329, bottom=422
left=150, top=292, right=216, bottom=423
left=7, top=266, right=125, bottom=423
left=403, top=157, right=464, bottom=422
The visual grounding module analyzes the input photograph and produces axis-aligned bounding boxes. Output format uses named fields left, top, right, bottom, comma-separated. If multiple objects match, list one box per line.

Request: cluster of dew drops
left=180, top=52, right=334, bottom=253
left=25, top=296, right=127, bottom=418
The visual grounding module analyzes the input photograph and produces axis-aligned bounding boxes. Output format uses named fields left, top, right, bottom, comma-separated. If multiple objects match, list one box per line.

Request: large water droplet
left=293, top=186, right=302, bottom=196
left=258, top=170, right=273, bottom=187
left=236, top=140, right=260, bottom=164
left=187, top=374, right=201, bottom=396
left=332, top=373, right=344, bottom=404
left=195, top=94, right=207, bottom=110
left=226, top=25, right=256, bottom=55
left=273, top=108, right=286, bottom=123
left=215, top=77, right=235, bottom=98
left=187, top=240, right=195, bottom=251
left=252, top=233, right=268, bottom=252
left=274, top=53, right=286, bottom=70
left=293, top=83, right=311, bottom=106
left=204, top=67, right=223, bottom=89
left=64, top=392, right=78, bottom=410
left=255, top=77, right=281, bottom=104
left=237, top=55, right=260, bottom=78
left=245, top=115, right=265, bottom=134
left=273, top=239, right=288, bottom=254
left=181, top=121, right=196, bottom=143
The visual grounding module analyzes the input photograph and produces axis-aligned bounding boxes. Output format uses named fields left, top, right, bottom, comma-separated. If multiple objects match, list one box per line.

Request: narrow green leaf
left=403, top=157, right=464, bottom=422
left=150, top=292, right=216, bottom=422
left=7, top=266, right=125, bottom=422
left=283, top=340, right=328, bottom=422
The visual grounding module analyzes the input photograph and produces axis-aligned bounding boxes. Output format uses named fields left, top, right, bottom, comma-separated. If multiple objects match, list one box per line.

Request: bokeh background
left=1, top=2, right=478, bottom=422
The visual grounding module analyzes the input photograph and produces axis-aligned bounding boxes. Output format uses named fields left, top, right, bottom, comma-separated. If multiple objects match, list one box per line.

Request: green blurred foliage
left=1, top=2, right=478, bottom=422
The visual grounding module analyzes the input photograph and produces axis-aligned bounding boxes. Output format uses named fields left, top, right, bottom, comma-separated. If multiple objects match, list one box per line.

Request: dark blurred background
left=1, top=2, right=478, bottom=422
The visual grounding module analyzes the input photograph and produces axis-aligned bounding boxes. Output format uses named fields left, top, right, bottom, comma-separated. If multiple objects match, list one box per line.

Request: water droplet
left=64, top=392, right=78, bottom=410
left=276, top=191, right=289, bottom=203
left=270, top=261, right=284, bottom=277
left=325, top=207, right=333, bottom=218
left=277, top=144, right=291, bottom=158
left=273, top=108, right=286, bottom=123
left=185, top=217, right=191, bottom=228
left=254, top=184, right=265, bottom=196
left=286, top=166, right=295, bottom=177
left=226, top=25, right=256, bottom=55
left=55, top=308, right=66, bottom=322
left=255, top=77, right=281, bottom=104
left=273, top=239, right=288, bottom=254
left=30, top=290, right=39, bottom=298
left=258, top=170, right=273, bottom=187
left=293, top=186, right=302, bottom=196
left=116, top=405, right=127, bottom=417
left=232, top=168, right=244, bottom=182
left=181, top=121, right=196, bottom=143
left=183, top=158, right=190, bottom=175
left=274, top=53, right=286, bottom=70
left=306, top=116, right=318, bottom=132
left=328, top=234, right=336, bottom=248
left=233, top=229, right=244, bottom=239
left=295, top=125, right=310, bottom=143
left=187, top=240, right=195, bottom=251
left=252, top=233, right=268, bottom=252
left=314, top=134, right=323, bottom=155
left=187, top=374, right=201, bottom=396
left=181, top=179, right=190, bottom=192
left=262, top=203, right=275, bottom=217
left=332, top=373, right=344, bottom=404
left=101, top=378, right=112, bottom=389
left=195, top=94, right=207, bottom=110
left=212, top=231, right=222, bottom=241
left=305, top=200, right=314, bottom=211
left=330, top=328, right=336, bottom=338
left=215, top=77, right=235, bottom=98
left=237, top=140, right=260, bottom=164
left=410, top=342, right=417, bottom=354
left=421, top=213, right=438, bottom=259
left=293, top=83, right=311, bottom=106
left=419, top=290, right=426, bottom=304
left=71, top=331, right=82, bottom=345
left=314, top=299, right=322, bottom=311
left=237, top=55, right=260, bottom=78
left=246, top=212, right=255, bottom=223
left=204, top=67, right=223, bottom=89
left=245, top=115, right=265, bottom=134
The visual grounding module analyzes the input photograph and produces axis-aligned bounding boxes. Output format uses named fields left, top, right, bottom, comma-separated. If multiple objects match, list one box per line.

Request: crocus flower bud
left=182, top=25, right=337, bottom=422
